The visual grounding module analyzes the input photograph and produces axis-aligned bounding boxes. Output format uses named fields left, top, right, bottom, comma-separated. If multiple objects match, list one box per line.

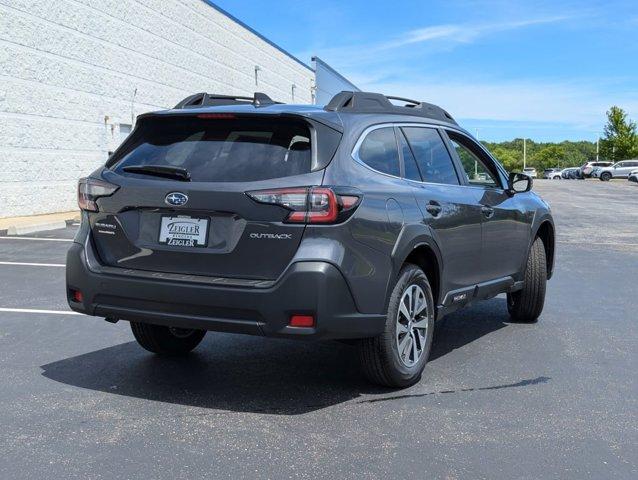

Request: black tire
left=358, top=264, right=435, bottom=388
left=507, top=237, right=547, bottom=323
left=130, top=322, right=206, bottom=355
left=600, top=172, right=612, bottom=181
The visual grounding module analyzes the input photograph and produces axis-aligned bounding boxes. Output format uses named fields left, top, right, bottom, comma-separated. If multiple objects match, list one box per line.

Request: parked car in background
left=543, top=168, right=561, bottom=179
left=561, top=167, right=580, bottom=179
left=629, top=170, right=638, bottom=183
left=580, top=161, right=612, bottom=178
left=598, top=160, right=638, bottom=181
left=548, top=169, right=564, bottom=179
left=523, top=167, right=537, bottom=178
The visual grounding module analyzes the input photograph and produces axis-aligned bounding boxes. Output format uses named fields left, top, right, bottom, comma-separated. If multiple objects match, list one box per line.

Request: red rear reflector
left=71, top=289, right=83, bottom=303
left=289, top=315, right=315, bottom=328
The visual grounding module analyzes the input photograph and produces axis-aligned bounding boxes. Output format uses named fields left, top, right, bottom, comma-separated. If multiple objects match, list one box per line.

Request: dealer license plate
left=158, top=215, right=209, bottom=248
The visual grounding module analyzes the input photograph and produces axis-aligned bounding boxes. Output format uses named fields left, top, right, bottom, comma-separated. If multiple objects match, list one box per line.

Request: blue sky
left=212, top=0, right=638, bottom=142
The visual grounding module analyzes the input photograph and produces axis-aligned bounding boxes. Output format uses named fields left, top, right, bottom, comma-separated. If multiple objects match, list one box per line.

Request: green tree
left=599, top=106, right=638, bottom=161
left=490, top=146, right=521, bottom=172
left=530, top=145, right=565, bottom=171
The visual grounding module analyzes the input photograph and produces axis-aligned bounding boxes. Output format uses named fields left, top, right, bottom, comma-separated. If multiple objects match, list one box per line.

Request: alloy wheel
left=395, top=284, right=430, bottom=367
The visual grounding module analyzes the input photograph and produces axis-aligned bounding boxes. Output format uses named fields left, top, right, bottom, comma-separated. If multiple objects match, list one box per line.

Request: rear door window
left=357, top=127, right=400, bottom=177
left=110, top=117, right=312, bottom=182
left=402, top=127, right=459, bottom=185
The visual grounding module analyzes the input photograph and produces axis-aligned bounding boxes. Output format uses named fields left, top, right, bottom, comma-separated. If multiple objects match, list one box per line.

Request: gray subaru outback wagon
left=67, top=91, right=555, bottom=388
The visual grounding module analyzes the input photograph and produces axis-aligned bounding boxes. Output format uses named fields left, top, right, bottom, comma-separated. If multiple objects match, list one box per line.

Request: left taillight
left=78, top=177, right=119, bottom=212
left=246, top=187, right=360, bottom=224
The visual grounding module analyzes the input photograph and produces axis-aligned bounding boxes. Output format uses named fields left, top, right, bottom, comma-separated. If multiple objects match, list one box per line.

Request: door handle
left=425, top=201, right=442, bottom=217
left=481, top=206, right=495, bottom=218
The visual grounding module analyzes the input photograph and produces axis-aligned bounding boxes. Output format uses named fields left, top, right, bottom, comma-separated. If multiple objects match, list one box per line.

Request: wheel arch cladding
left=534, top=220, right=555, bottom=279
left=403, top=245, right=440, bottom=307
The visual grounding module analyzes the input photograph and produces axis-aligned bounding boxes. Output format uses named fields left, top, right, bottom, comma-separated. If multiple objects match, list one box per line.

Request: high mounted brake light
left=196, top=113, right=236, bottom=119
left=246, top=187, right=360, bottom=224
left=78, top=177, right=119, bottom=212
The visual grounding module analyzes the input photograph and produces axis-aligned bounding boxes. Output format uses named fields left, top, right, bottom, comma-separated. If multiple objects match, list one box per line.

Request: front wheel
left=130, top=322, right=206, bottom=355
left=358, top=264, right=435, bottom=388
left=600, top=172, right=612, bottom=181
left=507, top=237, right=547, bottom=323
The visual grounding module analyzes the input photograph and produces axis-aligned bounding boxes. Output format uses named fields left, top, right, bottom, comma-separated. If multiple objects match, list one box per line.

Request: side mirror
left=508, top=172, right=532, bottom=194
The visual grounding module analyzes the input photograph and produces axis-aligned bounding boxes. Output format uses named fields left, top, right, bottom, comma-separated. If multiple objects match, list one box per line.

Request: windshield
left=109, top=116, right=312, bottom=182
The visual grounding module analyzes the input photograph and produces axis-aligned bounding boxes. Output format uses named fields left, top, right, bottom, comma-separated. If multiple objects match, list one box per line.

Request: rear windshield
left=109, top=116, right=312, bottom=182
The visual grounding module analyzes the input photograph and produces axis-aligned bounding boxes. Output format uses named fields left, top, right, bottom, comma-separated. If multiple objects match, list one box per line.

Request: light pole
left=474, top=129, right=479, bottom=178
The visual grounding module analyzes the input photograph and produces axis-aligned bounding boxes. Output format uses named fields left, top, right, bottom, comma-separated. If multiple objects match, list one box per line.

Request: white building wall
left=312, top=56, right=359, bottom=106
left=0, top=0, right=314, bottom=218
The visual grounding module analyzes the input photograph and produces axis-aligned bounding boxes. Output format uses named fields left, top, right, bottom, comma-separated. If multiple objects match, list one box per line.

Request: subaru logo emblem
left=165, top=192, right=188, bottom=206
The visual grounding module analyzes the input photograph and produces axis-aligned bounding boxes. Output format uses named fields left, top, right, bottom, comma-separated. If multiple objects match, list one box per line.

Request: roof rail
left=174, top=92, right=280, bottom=109
left=324, top=91, right=457, bottom=125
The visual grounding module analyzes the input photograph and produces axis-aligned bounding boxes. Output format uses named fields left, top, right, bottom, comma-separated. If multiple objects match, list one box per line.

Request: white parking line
left=0, top=261, right=65, bottom=267
left=0, top=236, right=72, bottom=242
left=0, top=307, right=80, bottom=315
left=557, top=240, right=638, bottom=247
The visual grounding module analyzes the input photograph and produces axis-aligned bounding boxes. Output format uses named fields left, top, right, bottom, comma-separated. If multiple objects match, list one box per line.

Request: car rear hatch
left=86, top=112, right=342, bottom=281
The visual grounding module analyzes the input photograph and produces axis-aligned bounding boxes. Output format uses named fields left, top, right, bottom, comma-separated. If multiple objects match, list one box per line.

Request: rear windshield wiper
left=122, top=165, right=191, bottom=181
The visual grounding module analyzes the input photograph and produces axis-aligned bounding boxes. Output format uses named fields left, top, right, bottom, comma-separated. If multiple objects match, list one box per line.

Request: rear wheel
left=358, top=264, right=434, bottom=388
left=130, top=322, right=206, bottom=355
left=507, top=237, right=547, bottom=323
left=600, top=172, right=612, bottom=181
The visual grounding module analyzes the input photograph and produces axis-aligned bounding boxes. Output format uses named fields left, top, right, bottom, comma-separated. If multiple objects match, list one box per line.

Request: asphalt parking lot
left=0, top=180, right=636, bottom=479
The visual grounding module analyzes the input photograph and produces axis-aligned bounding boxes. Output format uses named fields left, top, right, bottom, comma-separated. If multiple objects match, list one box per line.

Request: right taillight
left=78, top=177, right=119, bottom=212
left=246, top=187, right=360, bottom=224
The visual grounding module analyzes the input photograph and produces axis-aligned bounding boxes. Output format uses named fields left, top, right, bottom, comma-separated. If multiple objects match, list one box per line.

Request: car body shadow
left=41, top=298, right=511, bottom=415
left=431, top=297, right=512, bottom=361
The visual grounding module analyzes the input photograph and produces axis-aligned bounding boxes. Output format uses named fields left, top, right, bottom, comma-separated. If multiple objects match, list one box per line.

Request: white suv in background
left=523, top=167, right=537, bottom=178
left=598, top=160, right=638, bottom=181
left=581, top=161, right=612, bottom=178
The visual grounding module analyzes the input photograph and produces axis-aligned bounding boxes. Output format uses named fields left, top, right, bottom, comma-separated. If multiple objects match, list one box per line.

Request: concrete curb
left=0, top=211, right=80, bottom=236
left=6, top=220, right=69, bottom=236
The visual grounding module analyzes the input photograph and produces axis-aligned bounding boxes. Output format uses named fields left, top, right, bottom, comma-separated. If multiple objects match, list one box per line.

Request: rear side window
left=110, top=117, right=312, bottom=182
left=357, top=127, right=400, bottom=177
left=402, top=127, right=459, bottom=185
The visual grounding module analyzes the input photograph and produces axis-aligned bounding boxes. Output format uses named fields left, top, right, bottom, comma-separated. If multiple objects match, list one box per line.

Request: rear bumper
left=66, top=241, right=385, bottom=340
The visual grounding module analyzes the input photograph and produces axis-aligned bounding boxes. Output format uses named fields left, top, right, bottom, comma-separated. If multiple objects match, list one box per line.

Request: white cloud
left=303, top=7, right=636, bottom=139
left=385, top=15, right=572, bottom=48
left=359, top=77, right=638, bottom=134
left=304, top=13, right=574, bottom=65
